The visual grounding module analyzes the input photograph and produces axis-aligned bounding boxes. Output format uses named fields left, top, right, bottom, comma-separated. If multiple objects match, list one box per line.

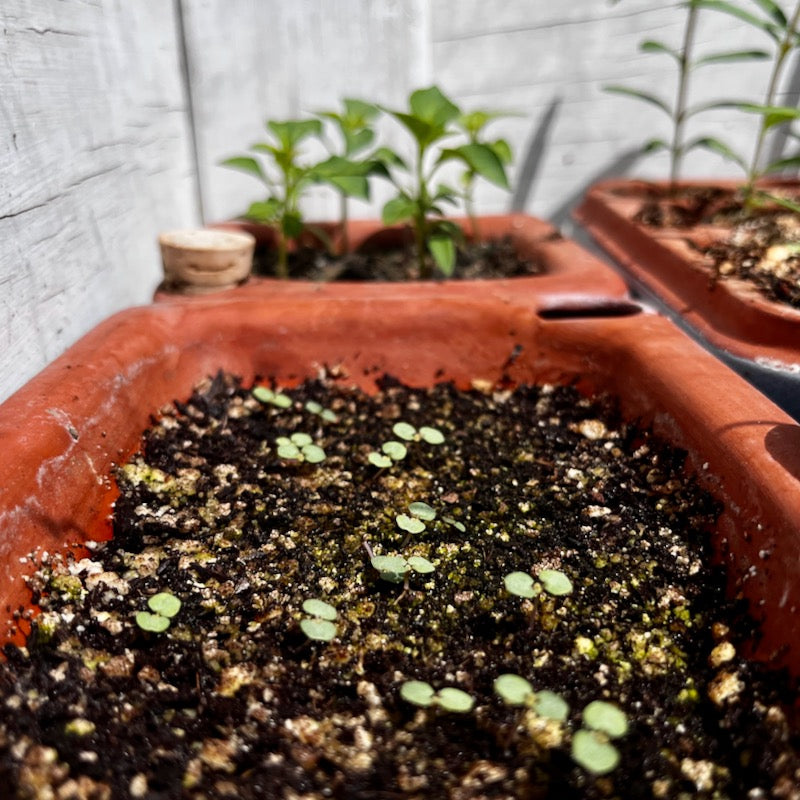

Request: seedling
left=378, top=86, right=511, bottom=278
left=370, top=554, right=435, bottom=583
left=399, top=680, right=475, bottom=713
left=367, top=440, right=407, bottom=468
left=253, top=385, right=292, bottom=409
left=276, top=433, right=326, bottom=464
left=222, top=118, right=367, bottom=278
left=493, top=674, right=570, bottom=722
left=396, top=500, right=437, bottom=536
left=315, top=98, right=382, bottom=253
left=299, top=597, right=338, bottom=642
left=504, top=568, right=573, bottom=598
left=392, top=421, right=445, bottom=445
left=135, top=591, right=182, bottom=633
left=304, top=400, right=338, bottom=423
left=571, top=700, right=629, bottom=776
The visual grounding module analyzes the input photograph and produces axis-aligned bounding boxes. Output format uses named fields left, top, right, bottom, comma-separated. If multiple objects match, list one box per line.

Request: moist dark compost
left=627, top=184, right=800, bottom=309
left=253, top=236, right=544, bottom=281
left=1, top=372, right=798, bottom=799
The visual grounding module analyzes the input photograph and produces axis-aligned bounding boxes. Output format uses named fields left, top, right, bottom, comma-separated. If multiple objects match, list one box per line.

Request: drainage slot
left=538, top=301, right=643, bottom=320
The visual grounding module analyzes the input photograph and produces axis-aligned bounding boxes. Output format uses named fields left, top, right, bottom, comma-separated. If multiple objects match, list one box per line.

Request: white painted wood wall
left=2, top=0, right=797, bottom=401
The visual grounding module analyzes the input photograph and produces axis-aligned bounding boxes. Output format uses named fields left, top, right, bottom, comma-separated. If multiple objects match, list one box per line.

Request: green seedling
left=504, top=568, right=573, bottom=598
left=571, top=700, right=629, bottom=776
left=304, top=400, right=338, bottom=423
left=276, top=433, right=326, bottom=464
left=493, top=674, right=570, bottom=722
left=370, top=553, right=435, bottom=584
left=222, top=118, right=368, bottom=278
left=299, top=597, right=338, bottom=642
left=694, top=0, right=800, bottom=204
left=392, top=421, right=445, bottom=445
left=135, top=591, right=182, bottom=633
left=454, top=109, right=514, bottom=238
left=377, top=86, right=511, bottom=278
left=253, top=385, right=292, bottom=409
left=396, top=500, right=437, bottom=536
left=367, top=439, right=408, bottom=468
left=400, top=680, right=475, bottom=713
left=315, top=98, right=382, bottom=253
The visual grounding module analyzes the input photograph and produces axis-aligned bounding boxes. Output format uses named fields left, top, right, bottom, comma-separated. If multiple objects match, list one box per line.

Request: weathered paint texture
left=2, top=0, right=799, bottom=401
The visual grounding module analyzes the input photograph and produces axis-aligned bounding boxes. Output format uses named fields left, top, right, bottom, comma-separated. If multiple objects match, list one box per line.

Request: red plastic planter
left=575, top=179, right=800, bottom=368
left=2, top=294, right=800, bottom=676
left=162, top=214, right=629, bottom=312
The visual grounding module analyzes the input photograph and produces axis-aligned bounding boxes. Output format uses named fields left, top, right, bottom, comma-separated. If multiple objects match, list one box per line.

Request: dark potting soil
left=1, top=372, right=799, bottom=799
left=252, top=236, right=545, bottom=281
left=624, top=184, right=800, bottom=310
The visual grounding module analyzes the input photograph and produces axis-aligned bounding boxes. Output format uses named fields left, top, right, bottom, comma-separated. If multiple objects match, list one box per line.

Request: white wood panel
left=182, top=0, right=431, bottom=222
left=0, top=1, right=197, bottom=403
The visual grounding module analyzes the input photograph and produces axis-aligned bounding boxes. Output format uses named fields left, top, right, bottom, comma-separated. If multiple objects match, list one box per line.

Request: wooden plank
left=0, top=1, right=198, bottom=403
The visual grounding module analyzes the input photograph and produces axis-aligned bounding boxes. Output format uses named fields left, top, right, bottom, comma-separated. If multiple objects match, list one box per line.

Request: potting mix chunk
left=1, top=372, right=798, bottom=799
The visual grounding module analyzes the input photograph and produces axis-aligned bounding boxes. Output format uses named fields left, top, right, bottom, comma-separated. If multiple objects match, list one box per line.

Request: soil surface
left=623, top=184, right=800, bottom=309
left=253, top=236, right=546, bottom=281
left=1, top=372, right=799, bottom=799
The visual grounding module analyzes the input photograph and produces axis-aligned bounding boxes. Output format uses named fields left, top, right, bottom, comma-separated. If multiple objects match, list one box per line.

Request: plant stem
left=746, top=0, right=800, bottom=195
left=339, top=192, right=349, bottom=254
left=671, top=0, right=699, bottom=186
left=465, top=180, right=480, bottom=240
left=276, top=226, right=289, bottom=279
left=414, top=142, right=432, bottom=280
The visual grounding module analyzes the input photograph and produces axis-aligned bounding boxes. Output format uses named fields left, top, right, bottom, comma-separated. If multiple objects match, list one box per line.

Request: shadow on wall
left=508, top=95, right=643, bottom=229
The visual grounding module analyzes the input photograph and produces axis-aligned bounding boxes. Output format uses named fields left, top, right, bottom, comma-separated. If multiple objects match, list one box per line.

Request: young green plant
left=399, top=680, right=475, bottom=713
left=606, top=0, right=770, bottom=183
left=378, top=86, right=511, bottom=278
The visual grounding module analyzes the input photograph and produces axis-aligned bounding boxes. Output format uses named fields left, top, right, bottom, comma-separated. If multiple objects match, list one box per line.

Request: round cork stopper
left=159, top=228, right=256, bottom=294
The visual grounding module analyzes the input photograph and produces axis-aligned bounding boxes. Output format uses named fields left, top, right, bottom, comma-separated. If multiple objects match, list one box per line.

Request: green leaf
left=299, top=617, right=337, bottom=642
left=428, top=235, right=456, bottom=276
left=371, top=146, right=407, bottom=170
left=685, top=136, right=748, bottom=171
left=148, top=592, right=181, bottom=618
left=490, top=138, right=513, bottom=164
left=410, top=86, right=461, bottom=127
left=386, top=110, right=439, bottom=146
left=537, top=568, right=574, bottom=596
left=753, top=189, right=800, bottom=212
left=443, top=515, right=466, bottom=533
left=534, top=690, right=570, bottom=722
left=270, top=392, right=292, bottom=409
left=253, top=386, right=275, bottom=403
left=571, top=729, right=621, bottom=776
left=343, top=97, right=380, bottom=123
left=290, top=432, right=313, bottom=447
left=396, top=513, right=426, bottom=534
left=371, top=555, right=409, bottom=575
left=302, top=598, right=338, bottom=621
left=494, top=673, right=534, bottom=706
left=277, top=443, right=302, bottom=460
left=604, top=85, right=672, bottom=117
left=245, top=199, right=281, bottom=223
left=407, top=555, right=435, bottom=574
left=418, top=426, right=445, bottom=445
left=382, top=441, right=408, bottom=461
left=302, top=444, right=326, bottom=464
left=583, top=701, right=629, bottom=738
left=749, top=0, right=787, bottom=27
left=268, top=119, right=323, bottom=149
left=693, top=0, right=781, bottom=40
left=305, top=400, right=323, bottom=415
left=642, top=138, right=670, bottom=153
left=435, top=687, right=474, bottom=713
left=400, top=680, right=435, bottom=707
left=737, top=103, right=800, bottom=130
left=640, top=39, right=681, bottom=61
left=392, top=421, right=417, bottom=441
left=504, top=571, right=536, bottom=598
left=448, top=143, right=510, bottom=188
left=409, top=501, right=436, bottom=521
left=382, top=195, right=417, bottom=225
left=694, top=48, right=770, bottom=66
left=368, top=452, right=393, bottom=468
left=281, top=211, right=304, bottom=240
left=220, top=156, right=267, bottom=183
left=343, top=127, right=375, bottom=156
left=135, top=611, right=170, bottom=633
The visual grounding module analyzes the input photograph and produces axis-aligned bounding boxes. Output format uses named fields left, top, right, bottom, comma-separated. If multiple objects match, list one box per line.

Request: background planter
left=161, top=214, right=631, bottom=313
left=575, top=178, right=800, bottom=419
left=2, top=293, right=800, bottom=678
